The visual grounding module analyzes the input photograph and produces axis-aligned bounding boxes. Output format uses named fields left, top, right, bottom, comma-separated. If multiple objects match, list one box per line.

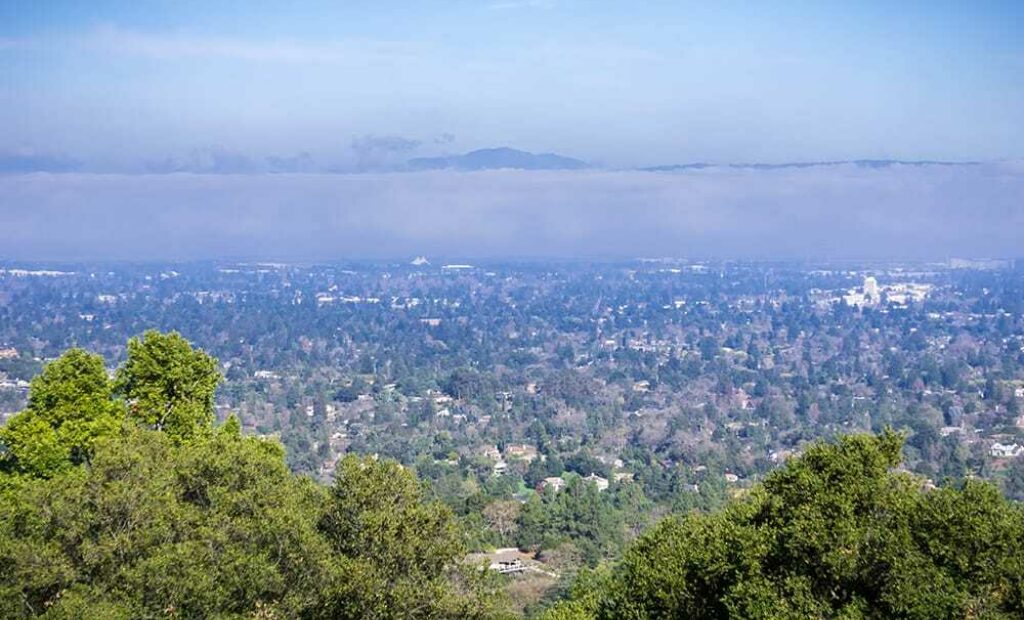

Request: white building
left=863, top=276, right=880, bottom=303
left=991, top=442, right=1023, bottom=458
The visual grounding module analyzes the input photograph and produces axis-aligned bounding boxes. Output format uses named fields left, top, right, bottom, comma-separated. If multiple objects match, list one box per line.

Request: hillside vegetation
left=3, top=332, right=1024, bottom=618
left=543, top=432, right=1024, bottom=619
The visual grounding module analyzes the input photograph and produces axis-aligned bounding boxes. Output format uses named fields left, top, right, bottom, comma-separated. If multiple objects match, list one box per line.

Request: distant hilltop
left=406, top=151, right=981, bottom=174
left=640, top=159, right=980, bottom=172
left=407, top=147, right=589, bottom=172
left=3, top=144, right=997, bottom=175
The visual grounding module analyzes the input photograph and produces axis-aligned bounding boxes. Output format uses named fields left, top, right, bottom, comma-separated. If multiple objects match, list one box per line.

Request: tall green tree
left=1, top=334, right=511, bottom=618
left=0, top=348, right=120, bottom=477
left=319, top=455, right=505, bottom=618
left=1, top=427, right=342, bottom=618
left=114, top=330, right=221, bottom=442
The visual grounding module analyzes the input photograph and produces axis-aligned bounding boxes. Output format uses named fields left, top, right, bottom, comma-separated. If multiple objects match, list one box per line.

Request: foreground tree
left=0, top=428, right=338, bottom=618
left=115, top=330, right=221, bottom=442
left=545, top=431, right=1024, bottom=619
left=321, top=455, right=504, bottom=618
left=0, top=334, right=508, bottom=619
left=0, top=349, right=121, bottom=477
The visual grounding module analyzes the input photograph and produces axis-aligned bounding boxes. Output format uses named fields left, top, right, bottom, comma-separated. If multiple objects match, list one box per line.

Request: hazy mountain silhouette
left=641, top=159, right=979, bottom=172
left=408, top=147, right=589, bottom=171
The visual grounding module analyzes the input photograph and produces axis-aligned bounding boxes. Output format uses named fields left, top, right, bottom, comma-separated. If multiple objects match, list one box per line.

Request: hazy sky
left=3, top=1, right=1023, bottom=168
left=1, top=2, right=1022, bottom=261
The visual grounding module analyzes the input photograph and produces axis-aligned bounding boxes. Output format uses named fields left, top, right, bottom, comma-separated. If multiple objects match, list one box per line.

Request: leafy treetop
left=544, top=431, right=1024, bottom=619
left=114, top=330, right=221, bottom=442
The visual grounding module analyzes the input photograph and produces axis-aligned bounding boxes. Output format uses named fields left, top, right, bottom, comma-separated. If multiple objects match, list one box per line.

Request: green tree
left=546, top=431, right=1024, bottom=619
left=0, top=348, right=120, bottom=477
left=0, top=425, right=509, bottom=619
left=115, top=330, right=221, bottom=442
left=318, top=455, right=505, bottom=618
left=0, top=336, right=512, bottom=617
left=0, top=427, right=342, bottom=618
left=0, top=413, right=68, bottom=478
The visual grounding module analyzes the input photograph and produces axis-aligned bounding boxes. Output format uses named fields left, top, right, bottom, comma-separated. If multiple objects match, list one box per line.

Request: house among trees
left=489, top=556, right=527, bottom=575
left=541, top=476, right=566, bottom=492
left=466, top=548, right=531, bottom=576
left=584, top=473, right=610, bottom=491
left=504, top=443, right=538, bottom=462
left=991, top=442, right=1024, bottom=458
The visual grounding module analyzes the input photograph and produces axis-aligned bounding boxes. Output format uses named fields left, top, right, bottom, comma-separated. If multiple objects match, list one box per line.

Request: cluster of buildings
left=809, top=274, right=937, bottom=311
left=840, top=276, right=932, bottom=309
left=539, top=473, right=611, bottom=493
left=479, top=443, right=619, bottom=492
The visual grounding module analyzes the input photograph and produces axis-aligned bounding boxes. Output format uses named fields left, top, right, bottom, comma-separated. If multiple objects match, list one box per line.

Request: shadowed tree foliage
left=0, top=428, right=339, bottom=618
left=544, top=431, right=1024, bottom=619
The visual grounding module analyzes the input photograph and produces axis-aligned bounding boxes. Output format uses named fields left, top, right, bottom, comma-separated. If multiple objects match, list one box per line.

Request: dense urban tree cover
left=2, top=260, right=1024, bottom=612
left=7, top=336, right=1024, bottom=617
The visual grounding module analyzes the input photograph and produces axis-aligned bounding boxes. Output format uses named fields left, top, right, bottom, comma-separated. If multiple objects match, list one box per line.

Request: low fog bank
left=1, top=163, right=1021, bottom=261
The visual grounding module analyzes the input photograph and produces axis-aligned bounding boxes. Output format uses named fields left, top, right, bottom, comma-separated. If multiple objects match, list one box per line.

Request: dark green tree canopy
left=546, top=431, right=1024, bottom=619
left=0, top=428, right=505, bottom=618
left=0, top=334, right=508, bottom=619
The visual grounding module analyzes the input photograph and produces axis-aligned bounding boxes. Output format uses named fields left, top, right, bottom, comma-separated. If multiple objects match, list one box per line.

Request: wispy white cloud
left=488, top=0, right=559, bottom=10
left=3, top=25, right=427, bottom=64
left=0, top=36, right=37, bottom=51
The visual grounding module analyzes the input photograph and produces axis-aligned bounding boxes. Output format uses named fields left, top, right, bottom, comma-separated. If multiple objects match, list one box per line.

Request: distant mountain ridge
left=640, top=159, right=980, bottom=172
left=1, top=146, right=991, bottom=174
left=407, top=147, right=589, bottom=171
left=406, top=150, right=980, bottom=174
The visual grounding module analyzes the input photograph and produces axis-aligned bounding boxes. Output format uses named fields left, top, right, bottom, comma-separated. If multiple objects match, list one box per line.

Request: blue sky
left=3, top=1, right=1023, bottom=168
